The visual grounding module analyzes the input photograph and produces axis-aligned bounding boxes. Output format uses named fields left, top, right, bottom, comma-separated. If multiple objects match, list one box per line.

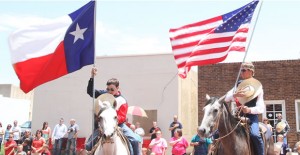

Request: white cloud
left=0, top=14, right=52, bottom=32
left=95, top=22, right=171, bottom=56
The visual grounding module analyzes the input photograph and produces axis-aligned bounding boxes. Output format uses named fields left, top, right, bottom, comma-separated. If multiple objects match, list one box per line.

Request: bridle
left=97, top=108, right=118, bottom=144
left=212, top=102, right=242, bottom=142
left=90, top=107, right=131, bottom=155
left=98, top=124, right=118, bottom=144
left=209, top=97, right=252, bottom=155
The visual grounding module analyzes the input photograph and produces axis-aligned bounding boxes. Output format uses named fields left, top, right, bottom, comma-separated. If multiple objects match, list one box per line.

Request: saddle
left=235, top=116, right=270, bottom=138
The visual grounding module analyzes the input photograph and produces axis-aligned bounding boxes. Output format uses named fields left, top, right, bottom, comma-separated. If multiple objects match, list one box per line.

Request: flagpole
left=92, top=0, right=97, bottom=149
left=233, top=0, right=263, bottom=92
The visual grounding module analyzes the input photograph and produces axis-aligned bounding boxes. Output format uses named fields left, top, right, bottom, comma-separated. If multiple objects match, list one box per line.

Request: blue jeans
left=66, top=138, right=77, bottom=155
left=85, top=123, right=141, bottom=155
left=283, top=135, right=288, bottom=145
left=248, top=114, right=264, bottom=155
left=52, top=138, right=63, bottom=155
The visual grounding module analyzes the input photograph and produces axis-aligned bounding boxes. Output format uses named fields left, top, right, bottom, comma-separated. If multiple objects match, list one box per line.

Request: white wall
left=32, top=53, right=179, bottom=139
left=0, top=95, right=30, bottom=128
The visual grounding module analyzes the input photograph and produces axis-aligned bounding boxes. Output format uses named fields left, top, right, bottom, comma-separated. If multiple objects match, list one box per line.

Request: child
left=22, top=138, right=31, bottom=155
left=15, top=144, right=26, bottom=155
left=275, top=134, right=288, bottom=155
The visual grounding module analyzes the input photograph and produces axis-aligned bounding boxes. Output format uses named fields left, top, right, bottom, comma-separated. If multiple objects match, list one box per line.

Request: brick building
left=197, top=59, right=300, bottom=147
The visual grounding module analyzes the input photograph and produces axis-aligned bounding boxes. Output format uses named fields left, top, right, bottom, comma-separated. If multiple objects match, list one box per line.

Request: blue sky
left=1, top=0, right=300, bottom=85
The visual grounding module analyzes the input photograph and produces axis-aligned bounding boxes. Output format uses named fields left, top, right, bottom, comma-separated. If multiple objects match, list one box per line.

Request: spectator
left=169, top=115, right=183, bottom=137
left=51, top=118, right=67, bottom=155
left=4, top=134, right=17, bottom=155
left=295, top=144, right=300, bottom=154
left=31, top=130, right=45, bottom=155
left=135, top=122, right=145, bottom=137
left=149, top=121, right=161, bottom=140
left=15, top=144, right=26, bottom=155
left=190, top=127, right=212, bottom=155
left=275, top=113, right=290, bottom=145
left=135, top=122, right=145, bottom=154
left=293, top=141, right=300, bottom=152
left=130, top=124, right=144, bottom=155
left=12, top=120, right=21, bottom=144
left=263, top=118, right=273, bottom=132
left=4, top=124, right=12, bottom=143
left=149, top=130, right=167, bottom=155
left=274, top=134, right=288, bottom=155
left=21, top=130, right=33, bottom=155
left=66, top=119, right=79, bottom=155
left=169, top=129, right=188, bottom=155
left=42, top=122, right=51, bottom=144
left=130, top=124, right=136, bottom=131
left=0, top=122, right=4, bottom=151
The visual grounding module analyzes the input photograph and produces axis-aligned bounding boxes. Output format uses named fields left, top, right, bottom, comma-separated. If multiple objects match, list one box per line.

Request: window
left=263, top=100, right=285, bottom=142
left=295, top=100, right=300, bottom=132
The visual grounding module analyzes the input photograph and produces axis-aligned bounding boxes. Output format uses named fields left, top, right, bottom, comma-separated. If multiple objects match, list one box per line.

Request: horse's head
left=97, top=97, right=118, bottom=140
left=199, top=94, right=225, bottom=137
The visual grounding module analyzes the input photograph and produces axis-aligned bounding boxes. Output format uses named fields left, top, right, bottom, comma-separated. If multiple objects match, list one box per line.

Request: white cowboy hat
left=276, top=122, right=287, bottom=133
left=94, top=93, right=116, bottom=115
left=236, top=77, right=262, bottom=105
left=241, top=62, right=255, bottom=72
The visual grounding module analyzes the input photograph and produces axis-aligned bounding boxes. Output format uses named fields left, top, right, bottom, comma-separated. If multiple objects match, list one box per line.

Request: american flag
left=169, top=0, right=259, bottom=78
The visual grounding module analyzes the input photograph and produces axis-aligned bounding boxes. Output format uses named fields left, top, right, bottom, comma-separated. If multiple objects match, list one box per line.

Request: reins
left=213, top=103, right=242, bottom=142
left=212, top=103, right=253, bottom=155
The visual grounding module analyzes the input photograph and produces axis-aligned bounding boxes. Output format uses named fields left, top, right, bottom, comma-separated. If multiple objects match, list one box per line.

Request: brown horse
left=199, top=95, right=274, bottom=155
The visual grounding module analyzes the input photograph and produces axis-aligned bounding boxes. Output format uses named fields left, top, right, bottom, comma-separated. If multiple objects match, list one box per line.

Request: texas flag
left=8, top=1, right=95, bottom=93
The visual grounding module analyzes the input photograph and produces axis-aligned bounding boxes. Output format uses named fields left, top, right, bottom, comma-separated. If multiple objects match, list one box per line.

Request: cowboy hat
left=236, top=77, right=262, bottom=105
left=94, top=93, right=116, bottom=115
left=241, top=62, right=255, bottom=72
left=276, top=121, right=287, bottom=133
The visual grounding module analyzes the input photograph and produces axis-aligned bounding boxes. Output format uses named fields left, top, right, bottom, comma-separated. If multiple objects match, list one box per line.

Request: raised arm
left=87, top=78, right=106, bottom=98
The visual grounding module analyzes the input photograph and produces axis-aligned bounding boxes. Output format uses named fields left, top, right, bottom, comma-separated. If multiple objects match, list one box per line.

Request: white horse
left=93, top=96, right=130, bottom=155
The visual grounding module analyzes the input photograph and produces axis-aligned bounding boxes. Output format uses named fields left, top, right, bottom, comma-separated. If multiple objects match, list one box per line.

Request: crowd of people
left=128, top=115, right=212, bottom=155
left=0, top=118, right=79, bottom=155
left=127, top=114, right=300, bottom=155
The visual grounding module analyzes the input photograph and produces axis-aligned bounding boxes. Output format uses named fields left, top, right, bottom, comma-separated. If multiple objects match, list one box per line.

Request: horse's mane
left=222, top=101, right=247, bottom=136
left=206, top=97, right=247, bottom=137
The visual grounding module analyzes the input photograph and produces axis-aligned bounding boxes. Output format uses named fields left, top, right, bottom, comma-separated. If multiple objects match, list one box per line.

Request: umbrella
left=127, top=106, right=148, bottom=117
